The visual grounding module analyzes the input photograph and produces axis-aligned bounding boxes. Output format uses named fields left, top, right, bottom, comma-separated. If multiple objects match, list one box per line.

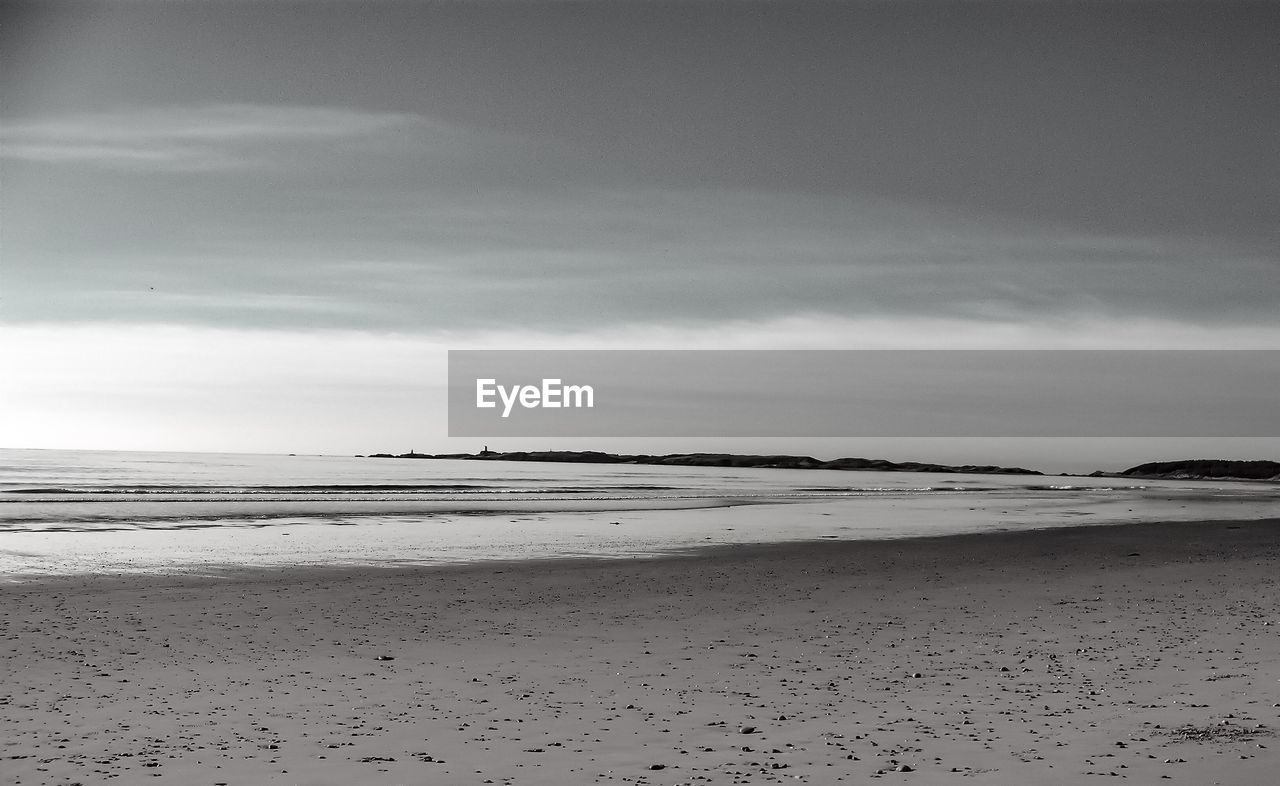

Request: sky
left=1, top=1, right=1277, bottom=471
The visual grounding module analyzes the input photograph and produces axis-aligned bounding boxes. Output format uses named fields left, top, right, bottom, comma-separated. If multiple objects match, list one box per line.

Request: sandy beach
left=3, top=518, right=1279, bottom=785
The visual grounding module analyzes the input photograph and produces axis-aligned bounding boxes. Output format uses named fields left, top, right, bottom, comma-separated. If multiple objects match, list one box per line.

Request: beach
left=3, top=517, right=1278, bottom=785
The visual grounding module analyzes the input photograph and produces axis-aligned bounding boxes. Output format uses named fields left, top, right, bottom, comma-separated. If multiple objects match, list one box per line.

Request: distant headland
left=362, top=449, right=1044, bottom=476
left=358, top=451, right=1280, bottom=481
left=1090, top=459, right=1280, bottom=482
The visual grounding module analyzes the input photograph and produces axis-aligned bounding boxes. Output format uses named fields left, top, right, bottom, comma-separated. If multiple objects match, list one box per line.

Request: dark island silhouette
left=1093, top=459, right=1280, bottom=482
left=359, top=452, right=1280, bottom=481
left=363, top=449, right=1044, bottom=475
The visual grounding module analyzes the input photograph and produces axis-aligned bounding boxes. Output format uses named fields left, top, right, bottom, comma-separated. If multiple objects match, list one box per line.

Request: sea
left=1, top=448, right=1277, bottom=580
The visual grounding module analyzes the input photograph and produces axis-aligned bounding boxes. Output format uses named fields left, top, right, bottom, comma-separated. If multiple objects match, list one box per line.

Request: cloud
left=0, top=103, right=445, bottom=171
left=5, top=177, right=1277, bottom=331
left=3, top=103, right=1275, bottom=334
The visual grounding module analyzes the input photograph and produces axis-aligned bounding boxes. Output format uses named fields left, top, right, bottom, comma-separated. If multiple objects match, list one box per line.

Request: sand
left=2, top=518, right=1279, bottom=785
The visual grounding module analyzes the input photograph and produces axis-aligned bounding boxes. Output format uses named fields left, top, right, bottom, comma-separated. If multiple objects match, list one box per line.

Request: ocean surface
left=1, top=448, right=1277, bottom=580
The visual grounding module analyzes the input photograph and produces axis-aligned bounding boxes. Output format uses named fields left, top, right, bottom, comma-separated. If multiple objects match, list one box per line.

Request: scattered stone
left=739, top=725, right=758, bottom=734
left=1157, top=724, right=1273, bottom=743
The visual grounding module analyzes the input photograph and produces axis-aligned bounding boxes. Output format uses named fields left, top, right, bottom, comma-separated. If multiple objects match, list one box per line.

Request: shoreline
left=3, top=515, right=1277, bottom=592
left=6, top=481, right=1278, bottom=584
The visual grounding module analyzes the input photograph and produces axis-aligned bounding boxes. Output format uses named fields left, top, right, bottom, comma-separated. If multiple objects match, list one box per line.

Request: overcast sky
left=1, top=1, right=1276, bottom=466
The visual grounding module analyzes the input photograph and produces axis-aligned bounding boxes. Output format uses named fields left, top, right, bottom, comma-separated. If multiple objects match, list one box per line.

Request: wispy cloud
left=0, top=104, right=442, bottom=171
left=5, top=177, right=1277, bottom=330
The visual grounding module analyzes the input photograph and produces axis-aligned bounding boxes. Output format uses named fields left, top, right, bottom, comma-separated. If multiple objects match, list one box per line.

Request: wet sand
left=2, top=518, right=1279, bottom=785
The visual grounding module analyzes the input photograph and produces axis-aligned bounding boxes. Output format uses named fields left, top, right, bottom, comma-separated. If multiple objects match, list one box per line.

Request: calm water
left=1, top=449, right=1277, bottom=579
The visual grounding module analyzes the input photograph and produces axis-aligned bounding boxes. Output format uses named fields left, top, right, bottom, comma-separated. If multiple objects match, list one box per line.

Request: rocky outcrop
left=368, top=450, right=1043, bottom=476
left=1099, top=459, right=1280, bottom=482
